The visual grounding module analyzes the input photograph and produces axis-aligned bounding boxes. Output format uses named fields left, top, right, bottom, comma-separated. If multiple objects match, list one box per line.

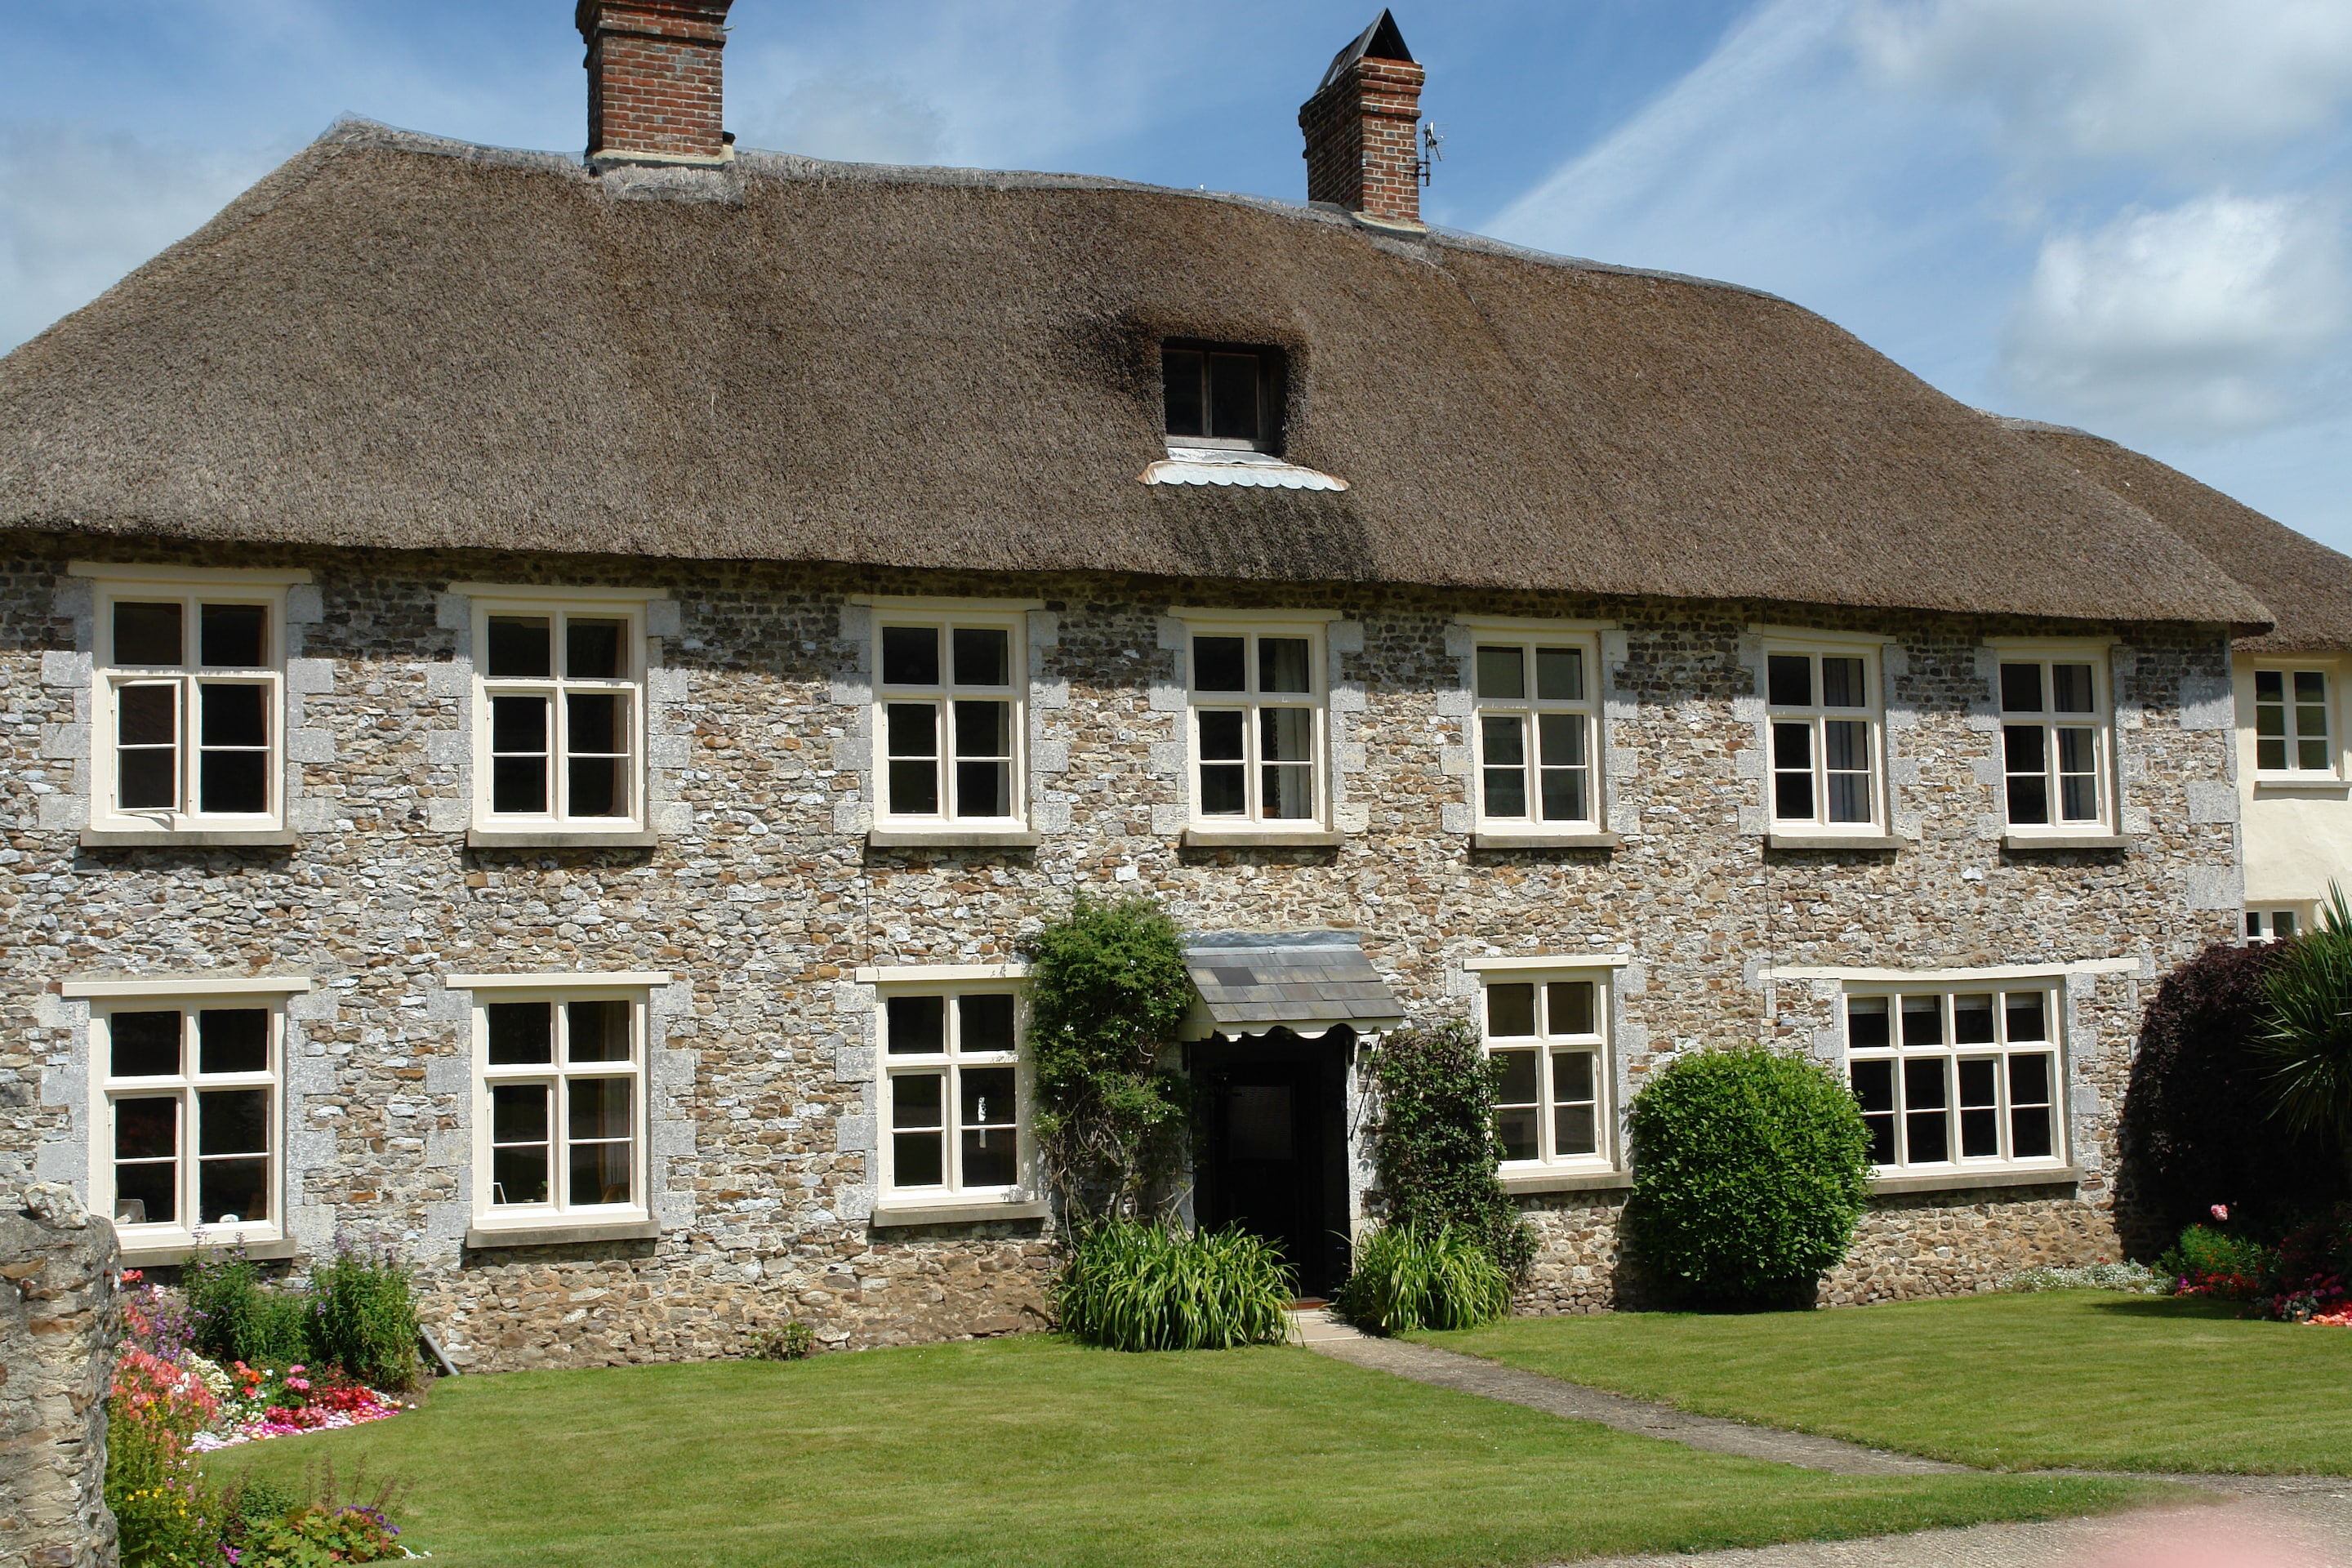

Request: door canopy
left=1180, top=930, right=1406, bottom=1041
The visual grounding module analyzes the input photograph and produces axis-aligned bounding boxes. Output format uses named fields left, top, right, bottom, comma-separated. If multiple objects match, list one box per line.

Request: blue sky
left=3, top=1, right=2348, bottom=551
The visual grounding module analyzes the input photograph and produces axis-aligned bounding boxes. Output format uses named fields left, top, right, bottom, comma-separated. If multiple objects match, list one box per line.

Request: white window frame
left=1762, top=639, right=1886, bottom=834
left=69, top=978, right=303, bottom=1255
left=2252, top=662, right=2341, bottom=780
left=469, top=593, right=650, bottom=835
left=871, top=605, right=1028, bottom=829
left=1842, top=982, right=2067, bottom=1175
left=81, top=568, right=298, bottom=835
left=1468, top=630, right=1602, bottom=835
left=874, top=980, right=1034, bottom=1203
left=459, top=977, right=660, bottom=1237
left=2246, top=907, right=2307, bottom=944
left=1477, top=968, right=1615, bottom=1174
left=1182, top=617, right=1330, bottom=831
left=1993, top=644, right=2116, bottom=836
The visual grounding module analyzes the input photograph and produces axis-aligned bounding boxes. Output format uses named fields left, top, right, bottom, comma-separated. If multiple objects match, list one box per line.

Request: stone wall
left=0, top=1184, right=116, bottom=1568
left=0, top=532, right=2240, bottom=1365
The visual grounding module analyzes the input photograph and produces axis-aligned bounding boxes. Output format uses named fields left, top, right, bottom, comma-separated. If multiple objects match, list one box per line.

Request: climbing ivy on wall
left=1022, top=894, right=1196, bottom=1223
left=1361, top=1018, right=1536, bottom=1279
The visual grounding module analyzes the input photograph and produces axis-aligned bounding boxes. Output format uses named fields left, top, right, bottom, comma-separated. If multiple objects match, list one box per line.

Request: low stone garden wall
left=0, top=1184, right=118, bottom=1568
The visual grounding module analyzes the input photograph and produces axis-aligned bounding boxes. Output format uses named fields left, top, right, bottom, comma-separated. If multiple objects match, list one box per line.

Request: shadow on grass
left=2084, top=1296, right=2250, bottom=1321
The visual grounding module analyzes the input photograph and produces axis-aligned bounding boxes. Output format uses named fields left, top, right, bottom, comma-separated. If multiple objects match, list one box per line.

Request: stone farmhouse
left=0, top=3, right=2339, bottom=1367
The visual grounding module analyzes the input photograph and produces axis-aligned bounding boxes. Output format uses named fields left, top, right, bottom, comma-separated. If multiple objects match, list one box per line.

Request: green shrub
left=1334, top=1223, right=1512, bottom=1334
left=747, top=1321, right=817, bottom=1361
left=180, top=1252, right=310, bottom=1370
left=1056, top=1220, right=1293, bottom=1351
left=1625, top=1045, right=1873, bottom=1305
left=1361, top=1018, right=1536, bottom=1280
left=2157, top=1223, right=2277, bottom=1298
left=307, top=1242, right=421, bottom=1392
left=107, top=1398, right=224, bottom=1568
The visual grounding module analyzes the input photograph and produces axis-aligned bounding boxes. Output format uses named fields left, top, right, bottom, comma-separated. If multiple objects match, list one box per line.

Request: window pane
left=2259, top=735, right=2287, bottom=771
left=118, top=683, right=177, bottom=747
left=1822, top=718, right=1867, bottom=773
left=568, top=755, right=625, bottom=818
left=1538, top=711, right=1585, bottom=768
left=955, top=700, right=1009, bottom=760
left=1774, top=767, right=1815, bottom=821
left=491, top=1150, right=549, bottom=1208
left=1547, top=981, right=1595, bottom=1036
left=568, top=692, right=626, bottom=755
left=1847, top=996, right=1891, bottom=1049
left=2011, top=1105, right=2054, bottom=1160
left=1851, top=1058, right=1894, bottom=1114
left=1552, top=1047, right=1596, bottom=1102
left=200, top=1157, right=269, bottom=1225
left=492, top=757, right=548, bottom=815
left=1535, top=647, right=1584, bottom=702
left=1198, top=708, right=1245, bottom=761
left=199, top=682, right=266, bottom=746
left=1904, top=1058, right=1949, bottom=1162
left=2256, top=670, right=2284, bottom=701
left=1771, top=723, right=1813, bottom=819
left=110, top=1011, right=181, bottom=1078
left=568, top=1000, right=632, bottom=1062
left=956, top=760, right=1010, bottom=818
left=962, top=1127, right=1018, bottom=1188
left=960, top=1066, right=1017, bottom=1134
left=198, top=1088, right=268, bottom=1156
left=2008, top=1051, right=2051, bottom=1106
left=198, top=1009, right=268, bottom=1075
left=1952, top=994, right=1995, bottom=1045
left=1999, top=662, right=2043, bottom=713
left=114, top=602, right=183, bottom=666
left=951, top=700, right=1015, bottom=807
left=1194, top=636, right=1245, bottom=693
left=1261, top=706, right=1313, bottom=761
left=2052, top=663, right=2096, bottom=714
left=880, top=626, right=939, bottom=687
left=894, top=1131, right=945, bottom=1187
left=569, top=1138, right=632, bottom=1207
left=566, top=618, right=625, bottom=679
left=2057, top=728, right=2099, bottom=821
left=485, top=617, right=552, bottom=679
left=1200, top=764, right=1245, bottom=815
left=887, top=995, right=946, bottom=1054
left=199, top=604, right=266, bottom=668
left=893, top=1074, right=945, bottom=1130
left=952, top=627, right=1010, bottom=688
left=1957, top=1058, right=1998, bottom=1108
left=1263, top=761, right=1315, bottom=820
left=886, top=701, right=938, bottom=761
left=569, top=1076, right=633, bottom=1141
left=1821, top=657, right=1865, bottom=708
left=2004, top=993, right=2047, bottom=1042
left=1767, top=654, right=1812, bottom=707
left=486, top=1002, right=554, bottom=1065
left=1482, top=765, right=1526, bottom=818
left=1475, top=646, right=1525, bottom=701
left=1207, top=352, right=1260, bottom=440
left=116, top=1097, right=177, bottom=1160
left=2277, top=910, right=2300, bottom=938
left=2006, top=772, right=2050, bottom=826
left=1487, top=984, right=1536, bottom=1038
left=492, top=693, right=547, bottom=753
left=1539, top=765, right=1588, bottom=822
left=491, top=1083, right=549, bottom=1142
left=1493, top=1048, right=1538, bottom=1104
left=1900, top=996, right=1944, bottom=1046
left=1259, top=638, right=1312, bottom=694
left=1960, top=1110, right=2001, bottom=1159
left=886, top=710, right=940, bottom=815
left=117, top=688, right=178, bottom=810
left=1824, top=772, right=1868, bottom=824
left=2300, top=735, right=2330, bottom=772
left=1553, top=1102, right=1597, bottom=1157
left=2002, top=724, right=2045, bottom=774
left=1958, top=1058, right=1999, bottom=1158
left=1162, top=350, right=1205, bottom=438
left=200, top=748, right=267, bottom=816
left=960, top=994, right=1017, bottom=1054
left=1481, top=715, right=1527, bottom=817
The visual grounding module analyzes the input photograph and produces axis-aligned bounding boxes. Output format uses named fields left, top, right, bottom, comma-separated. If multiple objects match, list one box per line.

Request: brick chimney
left=577, top=1, right=734, bottom=167
left=1299, top=11, right=1424, bottom=228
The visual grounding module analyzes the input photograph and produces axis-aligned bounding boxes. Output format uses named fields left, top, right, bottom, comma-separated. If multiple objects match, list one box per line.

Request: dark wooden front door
left=1195, top=1029, right=1350, bottom=1298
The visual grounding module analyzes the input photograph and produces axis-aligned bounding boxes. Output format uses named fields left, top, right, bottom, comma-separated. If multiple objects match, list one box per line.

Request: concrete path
left=1285, top=1309, right=2352, bottom=1567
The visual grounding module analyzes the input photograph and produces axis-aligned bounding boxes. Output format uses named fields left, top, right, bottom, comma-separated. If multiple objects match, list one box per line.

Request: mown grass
left=1423, top=1290, right=2352, bottom=1474
left=206, top=1335, right=2167, bottom=1567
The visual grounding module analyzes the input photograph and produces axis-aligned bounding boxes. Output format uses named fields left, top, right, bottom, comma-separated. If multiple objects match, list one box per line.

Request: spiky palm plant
left=2258, top=885, right=2352, bottom=1142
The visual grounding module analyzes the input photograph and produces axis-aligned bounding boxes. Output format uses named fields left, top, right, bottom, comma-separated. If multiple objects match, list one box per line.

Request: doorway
left=1192, top=1027, right=1352, bottom=1299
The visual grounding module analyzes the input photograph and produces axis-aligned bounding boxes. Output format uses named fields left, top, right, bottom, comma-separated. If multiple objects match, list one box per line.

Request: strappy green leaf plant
left=2257, top=884, right=2352, bottom=1143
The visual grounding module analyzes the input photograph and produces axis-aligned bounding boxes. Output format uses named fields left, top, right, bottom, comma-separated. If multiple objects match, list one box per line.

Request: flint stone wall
left=0, top=1184, right=116, bottom=1568
left=0, top=534, right=2238, bottom=1365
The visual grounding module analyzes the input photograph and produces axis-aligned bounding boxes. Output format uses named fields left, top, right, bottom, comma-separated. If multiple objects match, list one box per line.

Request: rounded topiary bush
left=1625, top=1045, right=1872, bottom=1305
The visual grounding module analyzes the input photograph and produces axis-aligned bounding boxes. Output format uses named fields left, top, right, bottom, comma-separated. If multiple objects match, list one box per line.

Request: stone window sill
left=871, top=1197, right=1052, bottom=1228
left=119, top=1236, right=299, bottom=1267
left=2253, top=777, right=2350, bottom=797
left=1472, top=831, right=1623, bottom=851
left=464, top=1217, right=660, bottom=1249
left=1181, top=827, right=1346, bottom=849
left=1870, top=1165, right=2080, bottom=1196
left=867, top=827, right=1041, bottom=850
left=466, top=828, right=659, bottom=850
left=1766, top=831, right=1903, bottom=852
left=2002, top=833, right=2132, bottom=852
left=81, top=828, right=297, bottom=849
left=1498, top=1168, right=1631, bottom=1196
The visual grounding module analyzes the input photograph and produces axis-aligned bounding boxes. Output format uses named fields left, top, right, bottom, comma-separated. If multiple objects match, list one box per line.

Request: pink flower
left=2212, top=1205, right=2230, bottom=1221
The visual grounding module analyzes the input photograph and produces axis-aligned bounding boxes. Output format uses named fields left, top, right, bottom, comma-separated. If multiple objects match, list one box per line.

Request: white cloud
left=0, top=126, right=273, bottom=354
left=1851, top=0, right=2352, bottom=170
left=2002, top=191, right=2352, bottom=434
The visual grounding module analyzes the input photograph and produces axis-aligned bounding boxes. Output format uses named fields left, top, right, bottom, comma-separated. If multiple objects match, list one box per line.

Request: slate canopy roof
left=0, top=118, right=2285, bottom=635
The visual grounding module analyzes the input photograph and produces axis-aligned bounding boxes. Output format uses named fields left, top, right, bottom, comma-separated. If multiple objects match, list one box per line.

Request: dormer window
left=1163, top=344, right=1284, bottom=452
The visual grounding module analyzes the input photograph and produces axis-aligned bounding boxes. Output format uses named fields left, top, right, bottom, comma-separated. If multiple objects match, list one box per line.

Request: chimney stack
left=1299, top=11, right=1424, bottom=229
left=577, top=1, right=734, bottom=167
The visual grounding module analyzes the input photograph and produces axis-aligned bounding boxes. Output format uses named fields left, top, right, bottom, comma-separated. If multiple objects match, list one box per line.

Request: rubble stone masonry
left=0, top=1184, right=117, bottom=1568
left=0, top=534, right=2239, bottom=1366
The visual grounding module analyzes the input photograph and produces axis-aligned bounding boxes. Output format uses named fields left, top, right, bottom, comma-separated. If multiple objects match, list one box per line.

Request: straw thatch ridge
left=2006, top=420, right=2352, bottom=653
left=0, top=119, right=2273, bottom=632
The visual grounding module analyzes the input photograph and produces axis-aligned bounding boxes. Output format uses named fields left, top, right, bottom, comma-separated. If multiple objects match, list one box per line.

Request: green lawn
left=206, top=1336, right=2164, bottom=1568
left=1421, top=1290, right=2352, bottom=1475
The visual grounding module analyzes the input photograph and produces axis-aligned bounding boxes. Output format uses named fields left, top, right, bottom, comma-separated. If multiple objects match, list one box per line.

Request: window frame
left=871, top=607, right=1029, bottom=830
left=1468, top=630, right=1603, bottom=837
left=462, top=980, right=656, bottom=1237
left=1183, top=620, right=1330, bottom=831
left=2251, top=662, right=2341, bottom=780
left=469, top=595, right=649, bottom=835
left=1842, top=982, right=2067, bottom=1176
left=83, top=989, right=287, bottom=1254
left=1993, top=645, right=2117, bottom=836
left=1160, top=341, right=1287, bottom=453
left=87, top=576, right=291, bottom=835
left=1762, top=640, right=1887, bottom=834
left=1477, top=969, right=1616, bottom=1174
left=873, top=982, right=1034, bottom=1204
left=2246, top=907, right=2306, bottom=944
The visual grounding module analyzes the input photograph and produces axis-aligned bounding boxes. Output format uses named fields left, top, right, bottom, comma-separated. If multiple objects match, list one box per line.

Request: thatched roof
left=2007, top=420, right=2352, bottom=652
left=0, top=120, right=2273, bottom=630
